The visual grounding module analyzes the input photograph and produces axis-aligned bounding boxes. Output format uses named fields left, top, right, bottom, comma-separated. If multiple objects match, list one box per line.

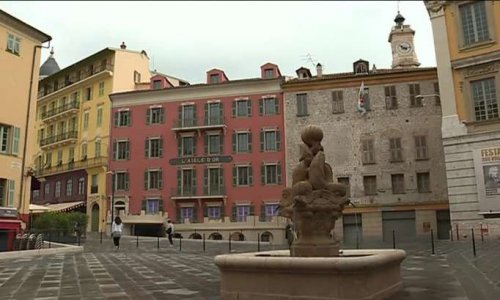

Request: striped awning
left=30, top=201, right=85, bottom=213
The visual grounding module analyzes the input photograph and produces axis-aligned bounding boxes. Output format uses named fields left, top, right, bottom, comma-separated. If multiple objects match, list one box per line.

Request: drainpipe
left=18, top=41, right=51, bottom=221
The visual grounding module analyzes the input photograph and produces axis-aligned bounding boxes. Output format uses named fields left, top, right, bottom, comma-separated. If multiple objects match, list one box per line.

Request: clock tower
left=388, top=12, right=420, bottom=69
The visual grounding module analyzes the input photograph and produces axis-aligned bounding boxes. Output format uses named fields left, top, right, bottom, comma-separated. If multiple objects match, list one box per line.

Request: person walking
left=111, top=216, right=123, bottom=250
left=166, top=219, right=174, bottom=247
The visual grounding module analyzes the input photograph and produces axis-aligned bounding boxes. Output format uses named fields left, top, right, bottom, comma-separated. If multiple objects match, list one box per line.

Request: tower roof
left=40, top=47, right=60, bottom=78
left=394, top=11, right=405, bottom=25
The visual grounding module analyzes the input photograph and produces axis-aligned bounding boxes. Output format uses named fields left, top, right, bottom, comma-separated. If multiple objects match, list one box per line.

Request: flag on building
left=357, top=81, right=367, bottom=115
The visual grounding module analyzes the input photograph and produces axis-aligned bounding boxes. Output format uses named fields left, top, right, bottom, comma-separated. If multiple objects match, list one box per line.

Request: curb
left=0, top=242, right=83, bottom=260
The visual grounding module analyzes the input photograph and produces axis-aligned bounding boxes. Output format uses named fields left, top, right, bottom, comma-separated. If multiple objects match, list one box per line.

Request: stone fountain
left=215, top=125, right=406, bottom=300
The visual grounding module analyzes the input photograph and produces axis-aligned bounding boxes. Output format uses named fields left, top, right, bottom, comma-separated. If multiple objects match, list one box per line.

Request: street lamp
left=106, top=171, right=115, bottom=230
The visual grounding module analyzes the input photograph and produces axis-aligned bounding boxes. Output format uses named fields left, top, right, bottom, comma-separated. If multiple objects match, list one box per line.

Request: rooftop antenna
left=397, top=0, right=400, bottom=13
left=301, top=53, right=318, bottom=68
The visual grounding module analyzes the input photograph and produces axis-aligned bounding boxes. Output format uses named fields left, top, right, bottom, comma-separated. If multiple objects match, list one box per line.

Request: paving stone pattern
left=1, top=234, right=500, bottom=299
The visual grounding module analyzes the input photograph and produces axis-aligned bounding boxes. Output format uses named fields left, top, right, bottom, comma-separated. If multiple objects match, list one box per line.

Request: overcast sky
left=2, top=1, right=435, bottom=84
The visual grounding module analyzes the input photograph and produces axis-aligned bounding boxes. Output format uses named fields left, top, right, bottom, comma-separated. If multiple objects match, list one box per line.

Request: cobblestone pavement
left=0, top=234, right=500, bottom=299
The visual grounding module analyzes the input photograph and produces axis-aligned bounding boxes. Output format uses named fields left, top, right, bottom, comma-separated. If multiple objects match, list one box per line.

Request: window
left=459, top=1, right=490, bottom=46
left=78, top=177, right=85, bottom=195
left=85, top=87, right=92, bottom=101
left=389, top=138, right=403, bottom=162
left=45, top=152, right=52, bottom=168
left=153, top=80, right=162, bottom=90
left=146, top=137, right=163, bottom=158
left=361, top=139, right=375, bottom=164
left=90, top=174, right=98, bottom=194
left=260, top=97, right=279, bottom=115
left=179, top=169, right=196, bottom=195
left=95, top=140, right=101, bottom=157
left=434, top=82, right=440, bottom=106
left=206, top=134, right=222, bottom=155
left=363, top=87, right=371, bottom=111
left=66, top=179, right=73, bottom=196
left=134, top=71, right=141, bottom=83
left=83, top=111, right=89, bottom=130
left=414, top=136, right=428, bottom=160
left=180, top=207, right=194, bottom=222
left=70, top=117, right=77, bottom=131
left=391, top=174, right=405, bottom=194
left=263, top=203, right=279, bottom=221
left=262, top=163, right=281, bottom=185
left=6, top=33, right=21, bottom=54
left=204, top=167, right=224, bottom=195
left=115, top=140, right=130, bottom=160
left=234, top=99, right=252, bottom=117
left=115, top=172, right=129, bottom=191
left=57, top=149, right=63, bottom=165
left=296, top=93, right=308, bottom=116
left=233, top=132, right=251, bottom=153
left=384, top=86, right=397, bottom=109
left=236, top=205, right=250, bottom=222
left=147, top=107, right=164, bottom=124
left=233, top=165, right=252, bottom=186
left=180, top=136, right=195, bottom=156
left=68, top=147, right=75, bottom=163
left=32, top=190, right=40, bottom=199
left=98, top=81, right=105, bottom=96
left=181, top=105, right=196, bottom=127
left=472, top=77, right=498, bottom=121
left=146, top=199, right=160, bottom=215
left=0, top=124, right=20, bottom=155
left=355, top=63, right=368, bottom=74
left=55, top=181, right=61, bottom=198
left=207, top=206, right=221, bottom=220
left=332, top=91, right=344, bottom=113
left=264, top=68, right=274, bottom=78
left=96, top=106, right=103, bottom=127
left=417, top=172, right=431, bottom=193
left=363, top=176, right=377, bottom=196
left=261, top=129, right=280, bottom=152
left=81, top=143, right=88, bottom=160
left=145, top=169, right=163, bottom=190
left=0, top=180, right=15, bottom=207
left=72, top=91, right=80, bottom=103
left=409, top=84, right=421, bottom=107
left=44, top=182, right=50, bottom=196
left=210, top=74, right=220, bottom=84
left=115, top=110, right=131, bottom=127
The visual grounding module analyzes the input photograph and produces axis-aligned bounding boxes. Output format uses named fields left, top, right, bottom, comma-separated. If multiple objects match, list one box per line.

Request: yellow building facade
left=0, top=10, right=51, bottom=239
left=32, top=45, right=151, bottom=233
left=426, top=1, right=500, bottom=237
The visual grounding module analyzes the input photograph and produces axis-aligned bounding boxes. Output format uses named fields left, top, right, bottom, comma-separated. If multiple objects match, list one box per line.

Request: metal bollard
left=456, top=224, right=460, bottom=241
left=356, top=231, right=360, bottom=249
left=480, top=228, right=484, bottom=242
left=100, top=231, right=103, bottom=244
left=203, top=233, right=206, bottom=252
left=136, top=234, right=139, bottom=248
left=257, top=233, right=260, bottom=252
left=392, top=230, right=396, bottom=249
left=229, top=235, right=232, bottom=252
left=431, top=229, right=435, bottom=255
left=157, top=235, right=160, bottom=249
left=471, top=228, right=476, bottom=257
left=450, top=228, right=453, bottom=242
left=78, top=235, right=81, bottom=246
left=48, top=232, right=51, bottom=249
left=179, top=237, right=182, bottom=251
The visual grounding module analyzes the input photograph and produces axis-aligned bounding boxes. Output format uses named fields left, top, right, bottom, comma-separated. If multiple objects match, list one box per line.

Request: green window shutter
left=259, top=99, right=263, bottom=116
left=114, top=112, right=119, bottom=127
left=144, top=138, right=149, bottom=158
left=144, top=170, right=149, bottom=190
left=159, top=137, right=163, bottom=157
left=277, top=162, right=282, bottom=184
left=176, top=206, right=181, bottom=223
left=232, top=165, right=237, bottom=186
left=203, top=204, right=208, bottom=217
left=247, top=99, right=252, bottom=117
left=231, top=205, right=237, bottom=222
left=260, top=129, right=264, bottom=152
left=249, top=204, right=255, bottom=216
left=125, top=173, right=130, bottom=190
left=248, top=132, right=252, bottom=152
left=192, top=169, right=197, bottom=192
left=203, top=167, right=208, bottom=190
left=276, top=129, right=281, bottom=151
left=260, top=204, right=266, bottom=221
left=192, top=135, right=197, bottom=155
left=204, top=134, right=209, bottom=155
left=232, top=101, right=236, bottom=117
left=112, top=140, right=116, bottom=160
left=12, top=127, right=20, bottom=155
left=220, top=134, right=224, bottom=153
left=158, top=169, right=163, bottom=190
left=178, top=105, right=183, bottom=122
left=220, top=203, right=225, bottom=218
left=128, top=111, right=132, bottom=126
left=249, top=164, right=253, bottom=186
left=204, top=103, right=208, bottom=125
left=274, top=98, right=280, bottom=115
left=219, top=168, right=224, bottom=186
left=146, top=108, right=151, bottom=125
left=142, top=199, right=147, bottom=212
left=126, top=140, right=131, bottom=160
left=176, top=169, right=182, bottom=193
left=261, top=163, right=265, bottom=185
left=192, top=104, right=197, bottom=121
left=232, top=133, right=236, bottom=153
left=7, top=180, right=15, bottom=207
left=193, top=206, right=198, bottom=223
left=159, top=198, right=164, bottom=212
left=177, top=138, right=182, bottom=156
left=160, top=107, right=165, bottom=124
left=219, top=103, right=224, bottom=120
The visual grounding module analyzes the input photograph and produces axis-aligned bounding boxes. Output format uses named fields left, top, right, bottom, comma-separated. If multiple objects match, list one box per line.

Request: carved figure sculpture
left=279, top=125, right=349, bottom=257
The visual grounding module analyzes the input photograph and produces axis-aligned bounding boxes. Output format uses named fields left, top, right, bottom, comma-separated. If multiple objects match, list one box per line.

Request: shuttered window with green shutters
left=261, top=162, right=282, bottom=185
left=233, top=99, right=252, bottom=117
left=233, top=132, right=251, bottom=153
left=259, top=97, right=279, bottom=116
left=232, top=165, right=252, bottom=186
left=7, top=180, right=15, bottom=207
left=144, top=168, right=163, bottom=190
left=145, top=137, right=163, bottom=158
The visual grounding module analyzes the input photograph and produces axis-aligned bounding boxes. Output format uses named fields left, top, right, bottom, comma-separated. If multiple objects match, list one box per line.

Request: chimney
left=316, top=63, right=323, bottom=77
left=120, top=42, right=127, bottom=49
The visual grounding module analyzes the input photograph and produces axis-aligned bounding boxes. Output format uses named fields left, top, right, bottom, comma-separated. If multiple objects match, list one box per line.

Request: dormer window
left=353, top=60, right=369, bottom=74
left=264, top=69, right=274, bottom=78
left=210, top=74, right=220, bottom=84
left=356, top=64, right=367, bottom=74
left=153, top=80, right=162, bottom=90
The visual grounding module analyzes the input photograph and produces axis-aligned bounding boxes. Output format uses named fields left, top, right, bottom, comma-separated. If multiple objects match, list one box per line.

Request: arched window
left=78, top=177, right=85, bottom=195
left=66, top=179, right=73, bottom=196
left=55, top=181, right=61, bottom=198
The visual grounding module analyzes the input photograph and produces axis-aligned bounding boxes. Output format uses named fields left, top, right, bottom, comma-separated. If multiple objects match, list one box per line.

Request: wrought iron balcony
left=172, top=116, right=226, bottom=131
left=35, top=156, right=108, bottom=177
left=203, top=185, right=226, bottom=197
left=203, top=116, right=225, bottom=126
left=40, top=131, right=78, bottom=148
left=171, top=187, right=197, bottom=198
left=41, top=101, right=79, bottom=121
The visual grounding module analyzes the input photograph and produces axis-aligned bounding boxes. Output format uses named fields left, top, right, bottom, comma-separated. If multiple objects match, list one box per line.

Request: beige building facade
left=0, top=10, right=51, bottom=243
left=425, top=0, right=500, bottom=238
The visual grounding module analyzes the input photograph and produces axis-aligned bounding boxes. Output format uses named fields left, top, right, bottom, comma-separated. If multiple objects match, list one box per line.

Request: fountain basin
left=214, top=249, right=406, bottom=300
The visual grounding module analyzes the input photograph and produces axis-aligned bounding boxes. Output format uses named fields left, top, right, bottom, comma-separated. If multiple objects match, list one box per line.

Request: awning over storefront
left=29, top=201, right=85, bottom=214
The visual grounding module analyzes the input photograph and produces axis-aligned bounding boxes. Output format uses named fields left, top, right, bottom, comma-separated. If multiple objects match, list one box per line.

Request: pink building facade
left=108, top=64, right=288, bottom=241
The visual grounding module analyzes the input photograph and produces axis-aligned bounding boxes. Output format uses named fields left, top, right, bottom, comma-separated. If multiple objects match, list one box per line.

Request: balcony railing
left=173, top=118, right=198, bottom=128
left=41, top=101, right=79, bottom=120
left=171, top=187, right=198, bottom=198
left=203, top=185, right=226, bottom=196
left=203, top=116, right=225, bottom=126
left=170, top=185, right=226, bottom=198
left=172, top=116, right=226, bottom=131
left=90, top=185, right=99, bottom=194
left=38, top=63, right=114, bottom=98
left=36, top=156, right=108, bottom=177
left=40, top=131, right=78, bottom=147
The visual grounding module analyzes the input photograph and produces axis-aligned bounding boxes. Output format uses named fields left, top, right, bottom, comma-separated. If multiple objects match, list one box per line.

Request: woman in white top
left=112, top=216, right=123, bottom=249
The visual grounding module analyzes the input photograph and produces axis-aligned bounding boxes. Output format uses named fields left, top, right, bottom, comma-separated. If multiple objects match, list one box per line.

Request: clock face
left=397, top=42, right=412, bottom=54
